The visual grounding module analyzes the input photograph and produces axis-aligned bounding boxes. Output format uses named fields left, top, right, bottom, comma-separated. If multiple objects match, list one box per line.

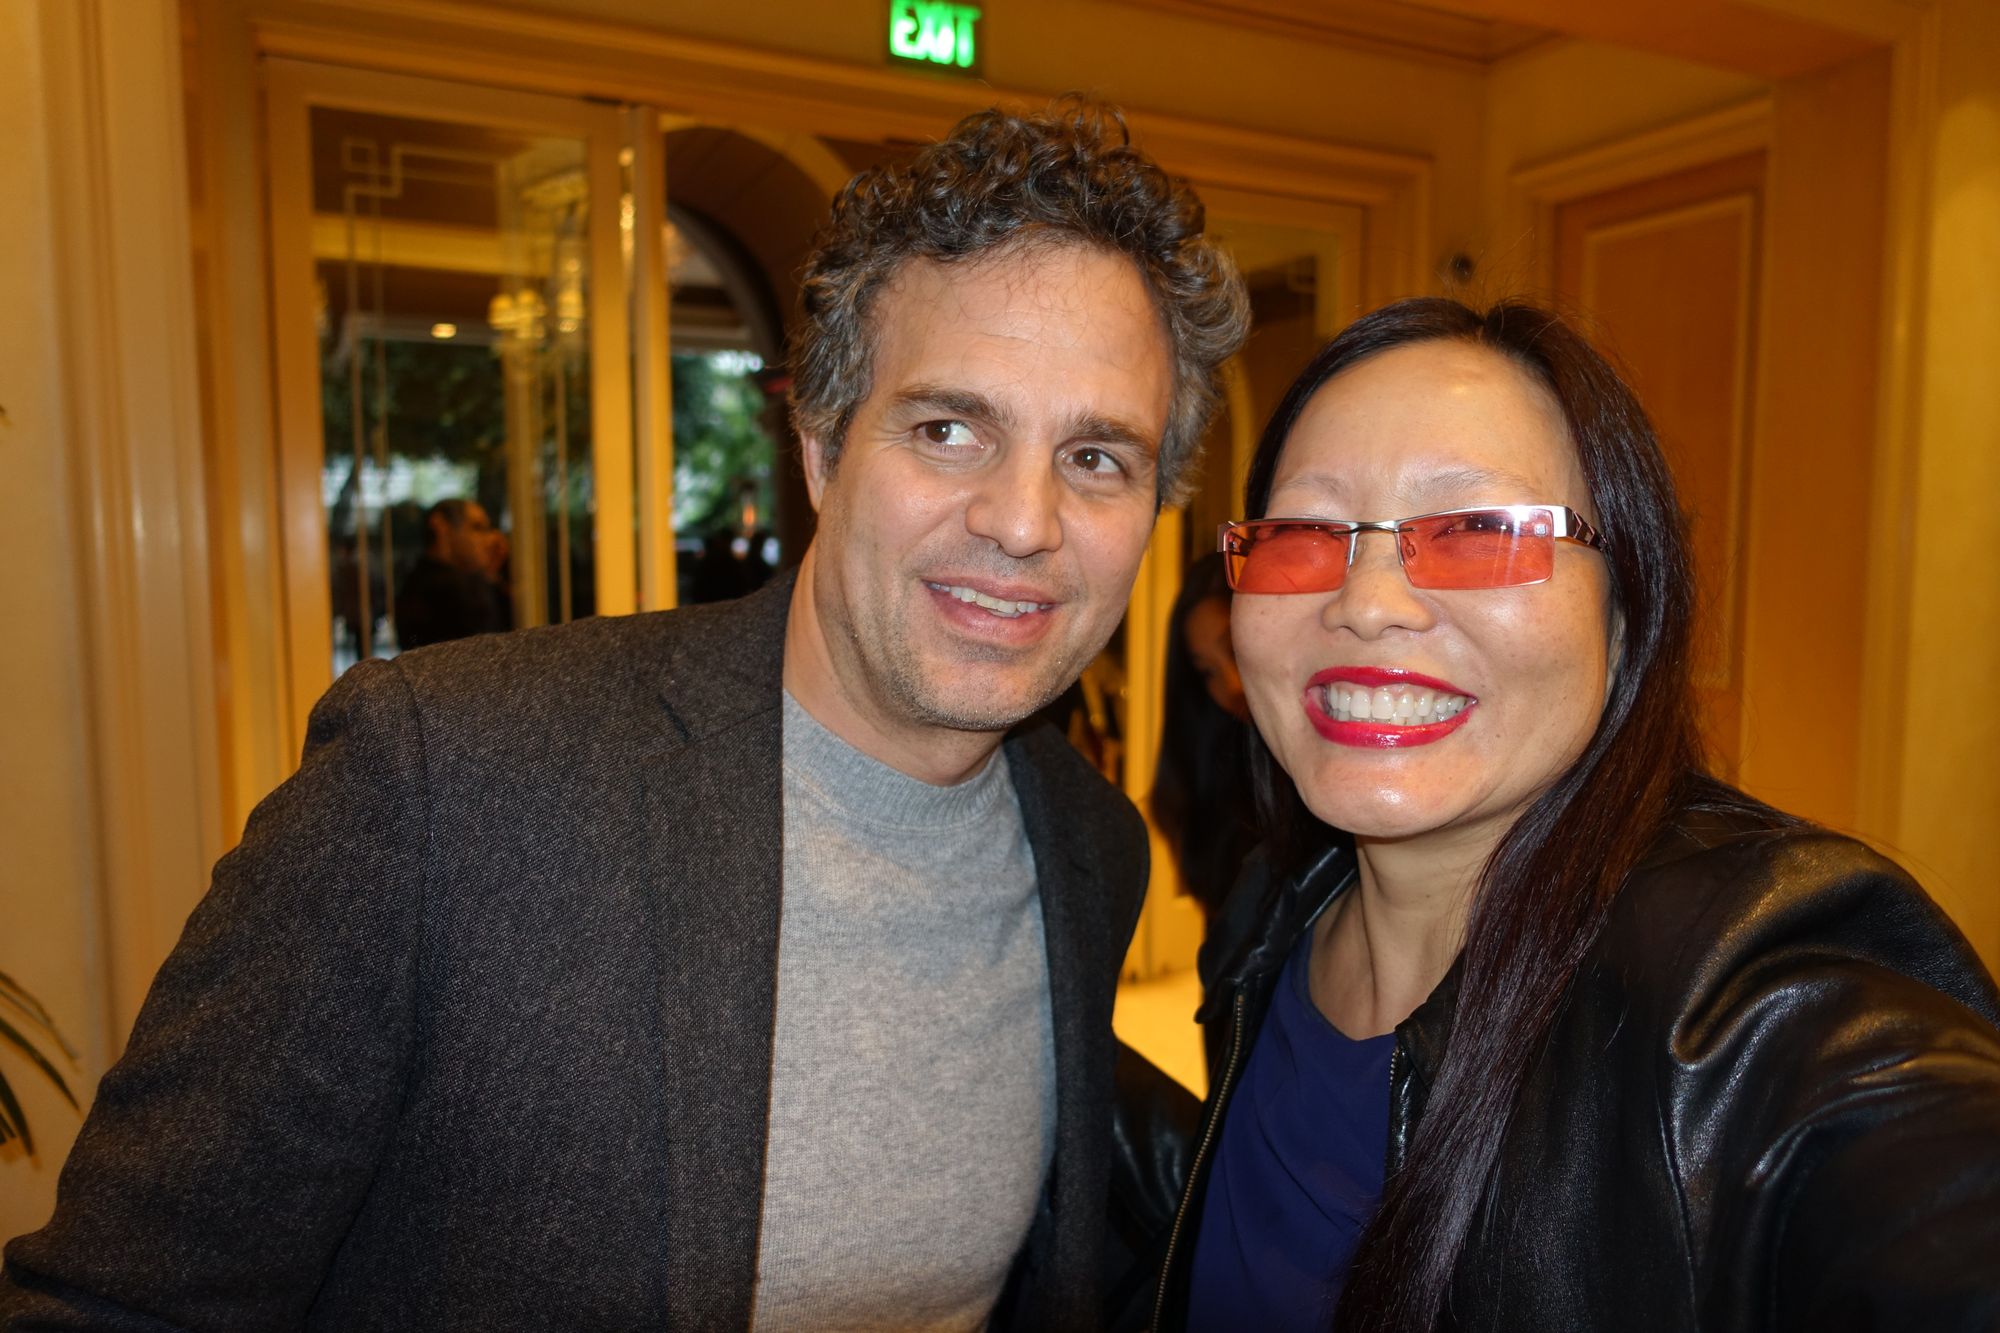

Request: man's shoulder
left=370, top=579, right=792, bottom=754
left=390, top=609, right=673, bottom=718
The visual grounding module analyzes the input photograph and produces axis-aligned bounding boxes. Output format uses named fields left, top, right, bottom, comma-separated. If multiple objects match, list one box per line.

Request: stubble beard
left=812, top=524, right=1106, bottom=737
left=867, top=618, right=1097, bottom=735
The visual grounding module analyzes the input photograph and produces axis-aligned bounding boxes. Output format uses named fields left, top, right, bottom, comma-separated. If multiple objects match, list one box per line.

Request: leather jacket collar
left=1155, top=834, right=1466, bottom=1328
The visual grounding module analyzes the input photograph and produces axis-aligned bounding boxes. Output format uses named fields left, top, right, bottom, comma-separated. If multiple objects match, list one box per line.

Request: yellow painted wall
left=0, top=0, right=111, bottom=1244
left=1740, top=53, right=1889, bottom=838
left=1893, top=0, right=2000, bottom=973
left=2, top=0, right=218, bottom=1238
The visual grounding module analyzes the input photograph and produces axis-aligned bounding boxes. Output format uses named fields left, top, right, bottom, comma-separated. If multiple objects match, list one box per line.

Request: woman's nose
left=1323, top=530, right=1435, bottom=639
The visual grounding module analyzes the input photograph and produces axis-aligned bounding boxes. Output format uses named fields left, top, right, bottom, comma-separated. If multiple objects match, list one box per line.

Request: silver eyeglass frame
left=1217, top=504, right=1608, bottom=590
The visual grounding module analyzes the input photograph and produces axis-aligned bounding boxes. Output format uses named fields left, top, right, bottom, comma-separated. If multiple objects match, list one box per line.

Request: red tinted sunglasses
left=1219, top=505, right=1607, bottom=593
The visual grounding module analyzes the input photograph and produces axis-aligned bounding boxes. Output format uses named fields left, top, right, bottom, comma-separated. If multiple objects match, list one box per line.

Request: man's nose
left=963, top=453, right=1063, bottom=558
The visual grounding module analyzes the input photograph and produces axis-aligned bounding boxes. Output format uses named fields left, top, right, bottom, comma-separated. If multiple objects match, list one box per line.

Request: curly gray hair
left=789, top=97, right=1250, bottom=504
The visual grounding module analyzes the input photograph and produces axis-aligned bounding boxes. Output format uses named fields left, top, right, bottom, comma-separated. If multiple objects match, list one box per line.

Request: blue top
left=1185, top=921, right=1395, bottom=1331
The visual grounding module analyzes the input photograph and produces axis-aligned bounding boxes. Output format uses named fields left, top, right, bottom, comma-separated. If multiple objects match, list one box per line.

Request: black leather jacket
left=1129, top=803, right=2000, bottom=1332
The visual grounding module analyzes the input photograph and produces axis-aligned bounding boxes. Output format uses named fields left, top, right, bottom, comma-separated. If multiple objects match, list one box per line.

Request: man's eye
left=917, top=420, right=978, bottom=448
left=1070, top=446, right=1122, bottom=476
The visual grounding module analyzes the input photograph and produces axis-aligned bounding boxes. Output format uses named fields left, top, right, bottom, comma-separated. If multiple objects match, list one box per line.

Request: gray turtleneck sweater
left=750, top=691, right=1056, bottom=1331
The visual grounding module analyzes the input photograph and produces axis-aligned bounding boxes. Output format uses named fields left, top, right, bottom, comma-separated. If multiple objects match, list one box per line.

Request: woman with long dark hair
left=1146, top=298, right=2000, bottom=1330
left=1151, top=552, right=1258, bottom=925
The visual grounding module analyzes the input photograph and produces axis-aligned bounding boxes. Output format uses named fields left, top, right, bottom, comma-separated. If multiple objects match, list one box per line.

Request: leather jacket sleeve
left=1658, top=833, right=2000, bottom=1331
left=1103, top=1041, right=1200, bottom=1332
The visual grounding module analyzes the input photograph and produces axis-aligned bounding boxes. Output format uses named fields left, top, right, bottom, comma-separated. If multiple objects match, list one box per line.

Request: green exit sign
left=888, top=2, right=982, bottom=74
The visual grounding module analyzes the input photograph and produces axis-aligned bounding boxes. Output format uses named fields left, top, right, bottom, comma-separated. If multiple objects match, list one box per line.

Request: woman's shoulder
left=1600, top=792, right=2000, bottom=1029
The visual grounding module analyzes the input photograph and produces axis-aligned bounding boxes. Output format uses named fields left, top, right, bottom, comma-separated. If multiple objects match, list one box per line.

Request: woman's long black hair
left=1151, top=552, right=1258, bottom=921
left=1240, top=298, right=1775, bottom=1332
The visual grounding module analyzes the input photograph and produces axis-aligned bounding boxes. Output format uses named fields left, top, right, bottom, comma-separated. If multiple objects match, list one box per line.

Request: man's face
left=438, top=503, right=497, bottom=574
left=802, top=242, right=1173, bottom=739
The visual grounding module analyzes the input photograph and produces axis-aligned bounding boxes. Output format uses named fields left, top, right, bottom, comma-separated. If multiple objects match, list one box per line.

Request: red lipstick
left=1303, top=667, right=1477, bottom=749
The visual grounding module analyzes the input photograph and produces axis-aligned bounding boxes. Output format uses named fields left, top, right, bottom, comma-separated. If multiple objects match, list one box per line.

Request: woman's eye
left=1440, top=511, right=1517, bottom=537
left=917, top=420, right=978, bottom=449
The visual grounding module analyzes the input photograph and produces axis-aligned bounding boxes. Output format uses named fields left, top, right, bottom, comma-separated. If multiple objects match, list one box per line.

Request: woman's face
left=1184, top=595, right=1250, bottom=722
left=1232, top=340, right=1620, bottom=851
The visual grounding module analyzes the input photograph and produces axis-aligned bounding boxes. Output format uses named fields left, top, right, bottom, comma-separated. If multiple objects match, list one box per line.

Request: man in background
left=394, top=496, right=508, bottom=648
left=2, top=98, right=1246, bottom=1330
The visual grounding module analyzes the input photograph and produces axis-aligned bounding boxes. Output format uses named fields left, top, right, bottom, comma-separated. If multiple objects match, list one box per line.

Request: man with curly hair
left=2, top=99, right=1247, bottom=1330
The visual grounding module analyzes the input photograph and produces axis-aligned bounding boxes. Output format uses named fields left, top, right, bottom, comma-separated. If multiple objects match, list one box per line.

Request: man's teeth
left=928, top=582, right=1052, bottom=618
left=1324, top=683, right=1472, bottom=725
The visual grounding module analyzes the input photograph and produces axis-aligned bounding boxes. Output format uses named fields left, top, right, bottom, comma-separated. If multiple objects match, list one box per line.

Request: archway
left=662, top=124, right=839, bottom=594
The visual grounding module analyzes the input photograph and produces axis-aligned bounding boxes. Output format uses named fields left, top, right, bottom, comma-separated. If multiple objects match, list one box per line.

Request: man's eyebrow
left=885, top=385, right=1016, bottom=430
left=1068, top=413, right=1159, bottom=456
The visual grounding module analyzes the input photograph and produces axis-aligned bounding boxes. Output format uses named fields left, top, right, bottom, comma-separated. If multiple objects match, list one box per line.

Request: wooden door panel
left=1555, top=153, right=1763, bottom=776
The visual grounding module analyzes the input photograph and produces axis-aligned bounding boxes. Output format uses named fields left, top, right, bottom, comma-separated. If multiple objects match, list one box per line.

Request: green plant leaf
left=0, top=1011, right=78, bottom=1113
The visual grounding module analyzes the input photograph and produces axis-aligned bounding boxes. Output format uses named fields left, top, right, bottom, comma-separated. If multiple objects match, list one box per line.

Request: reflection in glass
left=311, top=107, right=597, bottom=674
left=672, top=349, right=779, bottom=604
left=661, top=207, right=784, bottom=605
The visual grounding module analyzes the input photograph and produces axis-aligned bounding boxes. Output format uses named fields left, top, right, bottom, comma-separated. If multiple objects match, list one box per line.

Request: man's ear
left=801, top=433, right=831, bottom=512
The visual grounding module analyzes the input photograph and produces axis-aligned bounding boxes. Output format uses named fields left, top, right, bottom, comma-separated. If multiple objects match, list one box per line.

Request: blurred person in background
left=394, top=496, right=508, bottom=649
left=1151, top=551, right=1259, bottom=928
left=481, top=521, right=514, bottom=632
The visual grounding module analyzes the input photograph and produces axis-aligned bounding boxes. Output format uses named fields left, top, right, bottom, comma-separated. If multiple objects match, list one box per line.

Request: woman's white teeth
left=1326, top=683, right=1470, bottom=724
left=930, top=582, right=1050, bottom=617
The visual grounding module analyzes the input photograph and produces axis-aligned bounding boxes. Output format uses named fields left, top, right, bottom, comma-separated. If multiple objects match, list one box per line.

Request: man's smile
left=922, top=580, right=1058, bottom=618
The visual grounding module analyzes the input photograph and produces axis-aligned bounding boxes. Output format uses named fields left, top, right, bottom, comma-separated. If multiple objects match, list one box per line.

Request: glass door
left=264, top=61, right=638, bottom=732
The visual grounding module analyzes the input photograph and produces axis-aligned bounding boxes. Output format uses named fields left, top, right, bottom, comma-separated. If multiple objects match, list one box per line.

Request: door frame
left=262, top=57, right=634, bottom=746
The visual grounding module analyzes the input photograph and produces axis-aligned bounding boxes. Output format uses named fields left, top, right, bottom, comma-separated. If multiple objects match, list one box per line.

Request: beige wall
left=0, top=0, right=107, bottom=1244
left=1, top=0, right=218, bottom=1238
left=1741, top=52, right=1890, bottom=836
left=1889, top=0, right=2000, bottom=969
left=1479, top=38, right=1768, bottom=287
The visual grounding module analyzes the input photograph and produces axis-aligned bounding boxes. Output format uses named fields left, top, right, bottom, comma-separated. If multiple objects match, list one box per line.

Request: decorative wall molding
left=1856, top=3, right=1943, bottom=845
left=245, top=0, right=1433, bottom=295
left=1507, top=95, right=1774, bottom=291
left=39, top=0, right=224, bottom=1045
left=1114, top=0, right=1551, bottom=68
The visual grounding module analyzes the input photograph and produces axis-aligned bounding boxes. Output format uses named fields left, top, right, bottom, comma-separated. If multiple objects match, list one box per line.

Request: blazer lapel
left=1005, top=724, right=1119, bottom=1308
left=643, top=575, right=794, bottom=1331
